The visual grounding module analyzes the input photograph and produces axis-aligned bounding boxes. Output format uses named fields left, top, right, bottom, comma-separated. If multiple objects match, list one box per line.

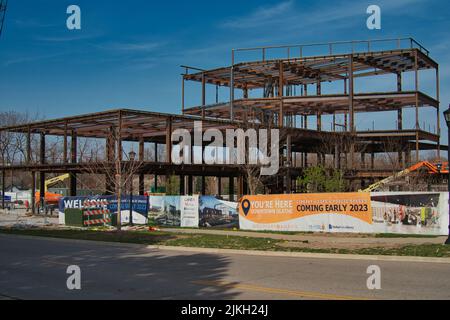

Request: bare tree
left=77, top=130, right=144, bottom=230
left=0, top=111, right=41, bottom=165
left=237, top=112, right=287, bottom=195
left=0, top=111, right=42, bottom=189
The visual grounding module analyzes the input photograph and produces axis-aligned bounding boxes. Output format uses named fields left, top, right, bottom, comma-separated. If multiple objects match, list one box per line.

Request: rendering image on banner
left=199, top=196, right=239, bottom=228
left=371, top=192, right=449, bottom=235
left=148, top=196, right=181, bottom=226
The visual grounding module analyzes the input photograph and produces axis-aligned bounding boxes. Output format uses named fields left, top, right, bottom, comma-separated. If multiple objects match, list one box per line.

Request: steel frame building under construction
left=0, top=38, right=445, bottom=213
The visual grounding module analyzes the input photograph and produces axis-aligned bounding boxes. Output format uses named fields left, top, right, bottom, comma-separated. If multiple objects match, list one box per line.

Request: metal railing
left=231, top=37, right=429, bottom=64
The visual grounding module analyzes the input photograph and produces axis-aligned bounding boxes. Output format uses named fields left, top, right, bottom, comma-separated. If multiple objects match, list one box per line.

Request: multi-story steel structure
left=0, top=38, right=445, bottom=213
left=183, top=38, right=441, bottom=165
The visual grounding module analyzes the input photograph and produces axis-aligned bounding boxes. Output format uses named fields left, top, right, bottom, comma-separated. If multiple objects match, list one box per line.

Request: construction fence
left=239, top=192, right=449, bottom=235
left=58, top=195, right=239, bottom=229
left=58, top=192, right=449, bottom=235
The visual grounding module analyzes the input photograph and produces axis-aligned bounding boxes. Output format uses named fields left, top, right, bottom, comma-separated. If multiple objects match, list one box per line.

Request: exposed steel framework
left=182, top=37, right=442, bottom=166
left=0, top=38, right=446, bottom=212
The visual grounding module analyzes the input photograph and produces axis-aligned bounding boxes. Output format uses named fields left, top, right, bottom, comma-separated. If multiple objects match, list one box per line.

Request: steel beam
left=166, top=117, right=172, bottom=164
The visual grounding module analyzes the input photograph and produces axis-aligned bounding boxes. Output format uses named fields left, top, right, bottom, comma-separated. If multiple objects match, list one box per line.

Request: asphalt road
left=0, top=234, right=449, bottom=300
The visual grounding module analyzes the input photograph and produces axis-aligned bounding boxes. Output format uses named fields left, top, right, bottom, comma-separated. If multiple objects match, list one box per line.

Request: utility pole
left=0, top=0, right=8, bottom=38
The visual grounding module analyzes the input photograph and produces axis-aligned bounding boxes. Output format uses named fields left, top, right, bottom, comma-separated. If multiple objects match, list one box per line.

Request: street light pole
left=443, top=106, right=450, bottom=245
left=128, top=150, right=136, bottom=226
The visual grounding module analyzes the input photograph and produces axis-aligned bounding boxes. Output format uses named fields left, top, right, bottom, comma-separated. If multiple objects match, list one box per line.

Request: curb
left=0, top=233, right=145, bottom=249
left=147, top=245, right=450, bottom=264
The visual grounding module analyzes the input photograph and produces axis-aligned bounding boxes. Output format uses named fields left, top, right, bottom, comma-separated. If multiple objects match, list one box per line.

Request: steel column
left=166, top=117, right=173, bottom=164
left=139, top=137, right=145, bottom=195
left=180, top=175, right=185, bottom=195
left=348, top=55, right=355, bottom=168
left=230, top=50, right=235, bottom=121
left=181, top=75, right=185, bottom=113
left=26, top=126, right=31, bottom=164
left=229, top=176, right=234, bottom=202
left=70, top=131, right=77, bottom=196
left=201, top=72, right=206, bottom=119
left=278, top=61, right=284, bottom=127
left=218, top=176, right=222, bottom=197
left=414, top=50, right=420, bottom=162
left=201, top=175, right=206, bottom=195
left=39, top=133, right=45, bottom=210
left=31, top=171, right=35, bottom=214
left=397, top=73, right=404, bottom=167
left=188, top=175, right=193, bottom=195
left=63, top=121, right=68, bottom=163
left=436, top=67, right=441, bottom=159
left=39, top=171, right=45, bottom=213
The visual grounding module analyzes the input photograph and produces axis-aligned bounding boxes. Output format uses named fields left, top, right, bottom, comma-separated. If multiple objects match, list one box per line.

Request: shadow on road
left=0, top=236, right=237, bottom=300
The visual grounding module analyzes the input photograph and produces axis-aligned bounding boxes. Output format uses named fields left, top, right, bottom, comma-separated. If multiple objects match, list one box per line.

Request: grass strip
left=0, top=227, right=448, bottom=258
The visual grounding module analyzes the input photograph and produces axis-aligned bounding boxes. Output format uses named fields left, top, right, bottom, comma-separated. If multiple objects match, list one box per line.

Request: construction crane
left=0, top=0, right=7, bottom=38
left=360, top=161, right=448, bottom=193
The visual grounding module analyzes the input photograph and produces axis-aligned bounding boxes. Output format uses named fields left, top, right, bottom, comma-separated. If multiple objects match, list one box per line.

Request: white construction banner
left=370, top=192, right=449, bottom=235
left=180, top=195, right=200, bottom=228
left=239, top=193, right=373, bottom=233
left=239, top=192, right=449, bottom=235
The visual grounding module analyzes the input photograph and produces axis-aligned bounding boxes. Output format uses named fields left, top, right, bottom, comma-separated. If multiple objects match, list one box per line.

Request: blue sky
left=1, top=0, right=450, bottom=142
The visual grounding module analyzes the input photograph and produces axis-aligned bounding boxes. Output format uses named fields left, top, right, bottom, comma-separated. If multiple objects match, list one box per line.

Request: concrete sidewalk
left=162, top=228, right=447, bottom=249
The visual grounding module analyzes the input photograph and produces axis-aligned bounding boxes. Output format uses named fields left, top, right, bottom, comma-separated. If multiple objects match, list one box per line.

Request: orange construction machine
left=361, top=161, right=448, bottom=192
left=35, top=174, right=69, bottom=207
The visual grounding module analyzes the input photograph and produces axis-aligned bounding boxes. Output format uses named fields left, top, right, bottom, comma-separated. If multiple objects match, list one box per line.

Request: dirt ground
left=162, top=228, right=447, bottom=250
left=0, top=208, right=59, bottom=228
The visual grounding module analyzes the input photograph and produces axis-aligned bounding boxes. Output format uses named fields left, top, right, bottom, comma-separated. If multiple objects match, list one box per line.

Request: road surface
left=0, top=234, right=449, bottom=300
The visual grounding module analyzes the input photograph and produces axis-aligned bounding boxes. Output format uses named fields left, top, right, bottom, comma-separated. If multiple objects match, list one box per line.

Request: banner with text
left=59, top=195, right=149, bottom=225
left=181, top=195, right=200, bottom=228
left=239, top=193, right=373, bottom=233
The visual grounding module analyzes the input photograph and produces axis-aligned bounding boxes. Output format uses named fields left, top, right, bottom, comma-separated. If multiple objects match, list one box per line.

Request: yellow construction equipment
left=35, top=174, right=70, bottom=205
left=43, top=173, right=70, bottom=192
left=360, top=161, right=448, bottom=193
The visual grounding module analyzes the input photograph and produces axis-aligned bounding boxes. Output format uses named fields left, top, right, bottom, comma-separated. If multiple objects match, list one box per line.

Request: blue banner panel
left=59, top=195, right=149, bottom=217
